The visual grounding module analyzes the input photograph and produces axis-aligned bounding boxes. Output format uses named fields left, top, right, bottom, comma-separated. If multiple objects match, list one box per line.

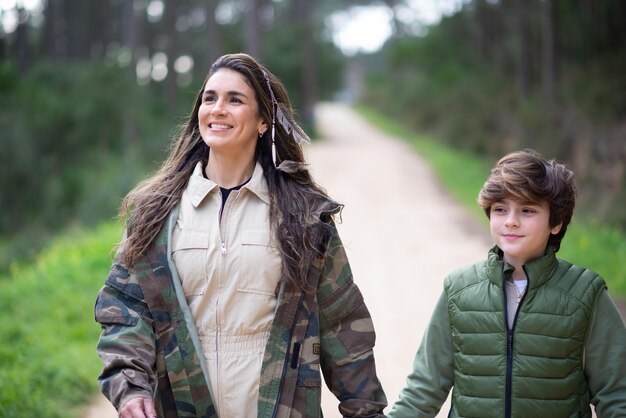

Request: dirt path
left=83, top=102, right=492, bottom=417
left=309, top=103, right=491, bottom=416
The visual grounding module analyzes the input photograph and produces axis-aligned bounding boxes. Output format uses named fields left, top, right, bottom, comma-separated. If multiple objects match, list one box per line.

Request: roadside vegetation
left=357, top=105, right=626, bottom=297
left=0, top=222, right=121, bottom=418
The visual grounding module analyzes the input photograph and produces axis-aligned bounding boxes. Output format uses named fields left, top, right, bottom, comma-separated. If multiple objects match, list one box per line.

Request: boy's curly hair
left=477, top=149, right=577, bottom=252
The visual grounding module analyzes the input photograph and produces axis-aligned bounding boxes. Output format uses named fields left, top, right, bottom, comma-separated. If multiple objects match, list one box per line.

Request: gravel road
left=83, top=102, right=492, bottom=417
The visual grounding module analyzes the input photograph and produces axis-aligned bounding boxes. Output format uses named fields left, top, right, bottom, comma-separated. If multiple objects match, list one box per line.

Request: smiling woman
left=94, top=52, right=387, bottom=418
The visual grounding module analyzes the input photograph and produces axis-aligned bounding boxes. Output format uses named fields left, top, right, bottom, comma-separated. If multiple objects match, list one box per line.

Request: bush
left=0, top=60, right=173, bottom=274
left=0, top=222, right=121, bottom=417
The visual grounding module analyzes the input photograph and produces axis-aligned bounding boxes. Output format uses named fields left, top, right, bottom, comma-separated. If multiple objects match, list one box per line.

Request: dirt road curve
left=83, top=102, right=492, bottom=417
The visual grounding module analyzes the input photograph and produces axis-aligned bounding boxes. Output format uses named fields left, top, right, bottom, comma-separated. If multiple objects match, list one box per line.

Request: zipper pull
left=221, top=242, right=227, bottom=255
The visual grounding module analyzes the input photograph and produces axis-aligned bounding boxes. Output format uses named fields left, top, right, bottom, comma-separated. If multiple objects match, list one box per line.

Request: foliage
left=560, top=222, right=626, bottom=296
left=360, top=1, right=626, bottom=232
left=0, top=222, right=122, bottom=417
left=0, top=60, right=174, bottom=274
left=356, top=105, right=626, bottom=297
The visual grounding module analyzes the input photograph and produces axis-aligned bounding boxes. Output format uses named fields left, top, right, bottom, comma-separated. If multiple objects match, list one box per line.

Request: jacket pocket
left=293, top=362, right=322, bottom=418
left=238, top=229, right=282, bottom=296
left=95, top=263, right=146, bottom=326
left=319, top=281, right=376, bottom=359
left=171, top=228, right=210, bottom=296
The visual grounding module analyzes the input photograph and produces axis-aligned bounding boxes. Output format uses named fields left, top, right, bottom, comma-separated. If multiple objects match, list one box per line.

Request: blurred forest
left=1, top=0, right=625, bottom=274
left=0, top=0, right=354, bottom=271
left=362, top=0, right=626, bottom=229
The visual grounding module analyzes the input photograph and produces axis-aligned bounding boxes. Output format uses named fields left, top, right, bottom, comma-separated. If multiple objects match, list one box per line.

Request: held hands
left=119, top=396, right=157, bottom=418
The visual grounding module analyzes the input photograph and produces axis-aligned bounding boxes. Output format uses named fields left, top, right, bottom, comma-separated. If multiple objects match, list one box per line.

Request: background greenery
left=0, top=223, right=120, bottom=417
left=1, top=0, right=624, bottom=416
left=360, top=0, right=626, bottom=230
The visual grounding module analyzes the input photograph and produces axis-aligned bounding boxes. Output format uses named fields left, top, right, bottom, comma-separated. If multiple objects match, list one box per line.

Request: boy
left=388, top=149, right=626, bottom=418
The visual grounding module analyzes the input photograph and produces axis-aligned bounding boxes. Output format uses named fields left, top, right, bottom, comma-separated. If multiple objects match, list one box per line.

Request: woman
left=95, top=53, right=387, bottom=418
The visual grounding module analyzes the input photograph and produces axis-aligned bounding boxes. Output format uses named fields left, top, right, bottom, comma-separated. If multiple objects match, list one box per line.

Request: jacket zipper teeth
left=215, top=190, right=228, bottom=403
left=504, top=267, right=530, bottom=418
left=218, top=190, right=240, bottom=256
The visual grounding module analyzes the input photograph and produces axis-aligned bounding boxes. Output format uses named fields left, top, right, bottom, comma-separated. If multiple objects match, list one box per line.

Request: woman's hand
left=119, top=397, right=157, bottom=418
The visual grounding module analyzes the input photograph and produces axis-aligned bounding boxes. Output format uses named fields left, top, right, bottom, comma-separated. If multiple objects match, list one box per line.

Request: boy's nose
left=504, top=212, right=520, bottom=227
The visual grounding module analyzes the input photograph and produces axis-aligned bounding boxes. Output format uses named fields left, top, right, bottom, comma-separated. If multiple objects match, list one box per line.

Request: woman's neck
left=205, top=154, right=255, bottom=189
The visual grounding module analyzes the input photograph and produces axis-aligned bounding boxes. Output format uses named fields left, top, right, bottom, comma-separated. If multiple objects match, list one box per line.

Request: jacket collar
left=187, top=161, right=270, bottom=207
left=486, top=245, right=559, bottom=289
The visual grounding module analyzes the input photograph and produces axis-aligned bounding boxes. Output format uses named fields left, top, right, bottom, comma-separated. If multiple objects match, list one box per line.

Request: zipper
left=505, top=329, right=513, bottom=418
left=503, top=267, right=530, bottom=418
left=214, top=190, right=237, bottom=405
left=217, top=190, right=239, bottom=256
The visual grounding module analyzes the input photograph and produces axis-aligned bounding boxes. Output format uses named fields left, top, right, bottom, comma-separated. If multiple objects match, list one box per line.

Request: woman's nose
left=211, top=98, right=226, bottom=115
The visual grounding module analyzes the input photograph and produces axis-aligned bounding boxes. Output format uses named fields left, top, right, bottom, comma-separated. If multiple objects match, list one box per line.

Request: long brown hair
left=119, top=53, right=340, bottom=290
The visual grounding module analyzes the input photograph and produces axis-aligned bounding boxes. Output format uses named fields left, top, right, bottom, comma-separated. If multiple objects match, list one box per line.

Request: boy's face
left=489, top=198, right=562, bottom=270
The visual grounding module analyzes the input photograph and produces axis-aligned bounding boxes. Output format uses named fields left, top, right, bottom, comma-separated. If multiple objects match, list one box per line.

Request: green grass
left=0, top=222, right=121, bottom=417
left=356, top=105, right=626, bottom=297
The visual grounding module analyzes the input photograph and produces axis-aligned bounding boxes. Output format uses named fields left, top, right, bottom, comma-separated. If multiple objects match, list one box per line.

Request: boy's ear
left=550, top=222, right=563, bottom=235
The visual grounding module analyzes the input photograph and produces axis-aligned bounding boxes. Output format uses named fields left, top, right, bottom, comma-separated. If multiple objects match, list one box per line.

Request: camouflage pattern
left=95, top=209, right=386, bottom=417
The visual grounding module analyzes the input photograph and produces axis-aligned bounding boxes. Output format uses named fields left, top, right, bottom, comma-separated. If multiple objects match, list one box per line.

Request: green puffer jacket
left=389, top=246, right=626, bottom=418
left=95, top=207, right=387, bottom=418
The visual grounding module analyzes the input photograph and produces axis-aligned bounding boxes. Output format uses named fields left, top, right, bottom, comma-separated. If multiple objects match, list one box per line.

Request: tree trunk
left=163, top=1, right=179, bottom=113
left=64, top=0, right=87, bottom=60
left=513, top=0, right=531, bottom=103
left=14, top=7, right=30, bottom=70
left=244, top=0, right=262, bottom=59
left=290, top=0, right=316, bottom=130
left=43, top=0, right=62, bottom=60
left=121, top=0, right=138, bottom=62
left=540, top=0, right=557, bottom=110
left=206, top=0, right=223, bottom=64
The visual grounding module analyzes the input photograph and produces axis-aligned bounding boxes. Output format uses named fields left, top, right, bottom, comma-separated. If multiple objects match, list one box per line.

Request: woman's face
left=198, top=69, right=267, bottom=159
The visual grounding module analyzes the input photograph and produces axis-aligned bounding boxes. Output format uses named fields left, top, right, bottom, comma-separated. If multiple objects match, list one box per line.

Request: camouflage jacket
left=95, top=207, right=387, bottom=417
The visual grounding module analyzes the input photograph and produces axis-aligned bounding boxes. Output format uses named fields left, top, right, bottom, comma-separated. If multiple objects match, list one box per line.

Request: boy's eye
left=492, top=206, right=506, bottom=214
left=522, top=207, right=537, bottom=214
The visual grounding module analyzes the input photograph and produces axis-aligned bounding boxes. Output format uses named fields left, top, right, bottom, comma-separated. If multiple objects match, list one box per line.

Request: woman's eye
left=229, top=97, right=242, bottom=103
left=204, top=96, right=216, bottom=103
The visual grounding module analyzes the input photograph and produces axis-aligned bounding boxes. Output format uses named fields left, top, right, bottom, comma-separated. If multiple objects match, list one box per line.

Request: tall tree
left=14, top=6, right=30, bottom=70
left=121, top=0, right=140, bottom=153
left=244, top=0, right=263, bottom=59
left=206, top=0, right=223, bottom=63
left=540, top=0, right=557, bottom=110
left=163, top=1, right=179, bottom=112
left=43, top=0, right=62, bottom=60
left=289, top=0, right=317, bottom=128
left=512, top=0, right=531, bottom=103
